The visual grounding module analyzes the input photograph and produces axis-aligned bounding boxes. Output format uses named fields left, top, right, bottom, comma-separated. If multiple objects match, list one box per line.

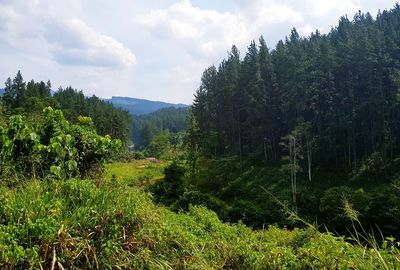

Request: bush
left=149, top=161, right=186, bottom=205
left=0, top=107, right=121, bottom=182
left=320, top=186, right=353, bottom=229
left=170, top=190, right=226, bottom=213
left=367, top=183, right=400, bottom=236
left=117, top=150, right=145, bottom=162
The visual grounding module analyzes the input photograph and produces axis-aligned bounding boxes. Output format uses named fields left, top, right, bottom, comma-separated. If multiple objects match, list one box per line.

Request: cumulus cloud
left=46, top=18, right=137, bottom=68
left=0, top=0, right=137, bottom=69
left=140, top=0, right=250, bottom=59
left=234, top=0, right=304, bottom=25
left=138, top=0, right=361, bottom=62
left=306, top=0, right=361, bottom=17
left=232, top=0, right=362, bottom=38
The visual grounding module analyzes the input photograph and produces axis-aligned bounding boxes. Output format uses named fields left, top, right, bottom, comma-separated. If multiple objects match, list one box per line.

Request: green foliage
left=2, top=71, right=51, bottom=113
left=170, top=190, right=226, bottom=213
left=367, top=183, right=400, bottom=235
left=320, top=186, right=354, bottom=226
left=104, top=160, right=167, bottom=186
left=150, top=161, right=187, bottom=205
left=183, top=5, right=400, bottom=237
left=146, top=131, right=171, bottom=158
left=1, top=71, right=132, bottom=146
left=159, top=153, right=400, bottom=237
left=0, top=107, right=121, bottom=182
left=54, top=87, right=132, bottom=146
left=23, top=96, right=60, bottom=113
left=190, top=7, right=400, bottom=166
left=351, top=152, right=386, bottom=181
left=132, top=107, right=189, bottom=149
left=142, top=130, right=186, bottom=160
left=117, top=150, right=146, bottom=162
left=0, top=176, right=399, bottom=269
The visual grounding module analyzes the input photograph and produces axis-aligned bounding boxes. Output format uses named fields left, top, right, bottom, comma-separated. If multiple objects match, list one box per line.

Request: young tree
left=13, top=70, right=26, bottom=107
left=2, top=77, right=14, bottom=110
left=281, top=132, right=302, bottom=210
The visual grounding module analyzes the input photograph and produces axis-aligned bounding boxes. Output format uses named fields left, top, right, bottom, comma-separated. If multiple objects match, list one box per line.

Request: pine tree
left=13, top=70, right=26, bottom=107
left=2, top=77, right=14, bottom=111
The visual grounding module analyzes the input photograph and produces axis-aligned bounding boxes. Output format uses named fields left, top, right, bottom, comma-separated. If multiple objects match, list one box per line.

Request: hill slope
left=132, top=106, right=190, bottom=147
left=1, top=161, right=399, bottom=269
left=109, top=96, right=189, bottom=115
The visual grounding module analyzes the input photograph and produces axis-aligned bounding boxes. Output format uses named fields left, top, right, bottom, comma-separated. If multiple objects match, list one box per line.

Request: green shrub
left=170, top=190, right=226, bottom=213
left=0, top=107, right=121, bottom=182
left=320, top=186, right=353, bottom=227
left=150, top=161, right=187, bottom=205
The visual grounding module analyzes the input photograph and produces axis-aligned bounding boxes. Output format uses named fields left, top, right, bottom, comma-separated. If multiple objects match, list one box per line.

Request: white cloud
left=231, top=0, right=365, bottom=39
left=140, top=0, right=250, bottom=59
left=306, top=0, right=361, bottom=17
left=234, top=0, right=304, bottom=25
left=0, top=4, right=20, bottom=31
left=0, top=0, right=137, bottom=69
left=47, top=18, right=137, bottom=68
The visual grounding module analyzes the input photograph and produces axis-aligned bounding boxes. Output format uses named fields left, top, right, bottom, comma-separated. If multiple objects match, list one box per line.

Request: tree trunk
left=307, top=138, right=312, bottom=181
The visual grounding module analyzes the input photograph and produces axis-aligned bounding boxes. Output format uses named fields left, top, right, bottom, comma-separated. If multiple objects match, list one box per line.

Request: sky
left=0, top=0, right=397, bottom=104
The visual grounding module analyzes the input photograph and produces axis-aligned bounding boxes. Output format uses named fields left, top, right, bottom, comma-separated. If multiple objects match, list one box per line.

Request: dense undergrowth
left=180, top=5, right=400, bottom=240
left=0, top=107, right=121, bottom=183
left=150, top=157, right=400, bottom=238
left=1, top=174, right=400, bottom=269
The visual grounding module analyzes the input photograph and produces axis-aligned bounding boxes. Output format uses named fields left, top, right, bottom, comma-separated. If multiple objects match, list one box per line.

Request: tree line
left=1, top=71, right=131, bottom=145
left=191, top=5, right=400, bottom=173
left=132, top=107, right=189, bottom=149
left=164, top=5, right=400, bottom=236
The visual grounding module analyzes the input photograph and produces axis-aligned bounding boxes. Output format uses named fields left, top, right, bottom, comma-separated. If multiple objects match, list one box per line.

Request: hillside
left=109, top=96, right=188, bottom=115
left=2, top=3, right=400, bottom=269
left=0, top=107, right=398, bottom=268
left=132, top=106, right=190, bottom=148
left=180, top=5, right=400, bottom=237
left=1, top=160, right=399, bottom=269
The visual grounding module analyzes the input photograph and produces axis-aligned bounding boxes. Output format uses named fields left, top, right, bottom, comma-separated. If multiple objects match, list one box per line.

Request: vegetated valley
left=1, top=5, right=400, bottom=270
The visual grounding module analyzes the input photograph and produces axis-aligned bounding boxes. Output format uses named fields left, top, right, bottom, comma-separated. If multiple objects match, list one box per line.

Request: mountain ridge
left=0, top=89, right=189, bottom=115
left=109, top=96, right=189, bottom=115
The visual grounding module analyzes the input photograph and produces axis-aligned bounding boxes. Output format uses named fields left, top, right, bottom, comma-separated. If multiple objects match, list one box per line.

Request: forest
left=1, top=71, right=131, bottom=145
left=167, top=5, right=400, bottom=237
left=132, top=107, right=189, bottom=148
left=1, top=4, right=400, bottom=270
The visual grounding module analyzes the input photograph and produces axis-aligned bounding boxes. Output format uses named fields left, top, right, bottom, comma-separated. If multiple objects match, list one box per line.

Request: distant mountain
left=0, top=91, right=189, bottom=115
left=109, top=96, right=189, bottom=115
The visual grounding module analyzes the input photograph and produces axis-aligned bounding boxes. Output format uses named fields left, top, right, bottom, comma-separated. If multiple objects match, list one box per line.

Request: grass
left=105, top=160, right=168, bottom=187
left=0, top=161, right=399, bottom=269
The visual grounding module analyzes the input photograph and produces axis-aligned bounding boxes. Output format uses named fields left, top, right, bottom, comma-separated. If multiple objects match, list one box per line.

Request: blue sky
left=0, top=0, right=396, bottom=104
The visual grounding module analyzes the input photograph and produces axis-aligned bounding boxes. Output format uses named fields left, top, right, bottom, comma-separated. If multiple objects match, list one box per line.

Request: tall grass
left=0, top=167, right=399, bottom=269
